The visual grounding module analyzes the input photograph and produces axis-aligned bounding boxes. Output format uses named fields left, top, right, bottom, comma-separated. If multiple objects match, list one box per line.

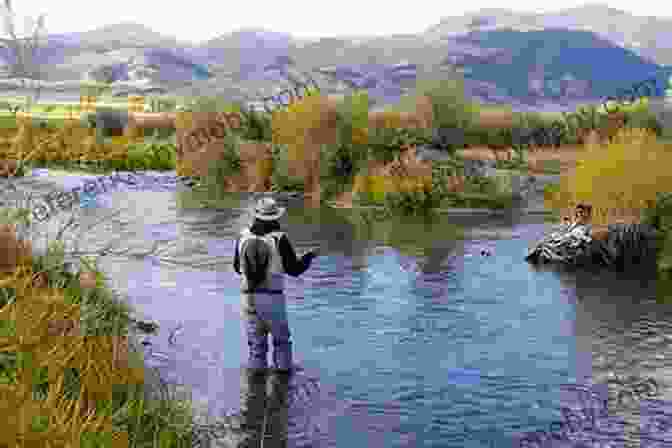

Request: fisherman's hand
left=308, top=248, right=321, bottom=258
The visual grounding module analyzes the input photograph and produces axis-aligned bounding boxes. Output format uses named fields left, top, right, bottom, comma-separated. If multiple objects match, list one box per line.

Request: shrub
left=367, top=126, right=421, bottom=164
left=118, top=140, right=177, bottom=171
left=271, top=143, right=305, bottom=192
left=238, top=106, right=273, bottom=142
left=329, top=93, right=370, bottom=185
left=336, top=90, right=370, bottom=148
left=643, top=192, right=672, bottom=233
left=641, top=192, right=672, bottom=292
left=414, top=77, right=473, bottom=130
left=548, top=128, right=672, bottom=226
left=201, top=134, right=243, bottom=188
left=322, top=142, right=356, bottom=179
left=271, top=94, right=321, bottom=161
left=270, top=93, right=333, bottom=195
left=624, top=106, right=663, bottom=137
left=383, top=185, right=443, bottom=217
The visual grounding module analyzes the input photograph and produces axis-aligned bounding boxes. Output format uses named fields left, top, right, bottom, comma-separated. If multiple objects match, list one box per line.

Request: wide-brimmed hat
left=252, top=197, right=286, bottom=221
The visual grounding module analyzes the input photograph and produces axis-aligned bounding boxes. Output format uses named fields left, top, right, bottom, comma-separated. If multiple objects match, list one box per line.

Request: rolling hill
left=4, top=4, right=672, bottom=109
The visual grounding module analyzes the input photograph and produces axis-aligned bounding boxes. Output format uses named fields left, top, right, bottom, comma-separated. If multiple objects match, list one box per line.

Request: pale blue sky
left=5, top=1, right=671, bottom=43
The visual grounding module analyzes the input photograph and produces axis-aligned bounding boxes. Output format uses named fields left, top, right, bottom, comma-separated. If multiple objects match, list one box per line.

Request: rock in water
left=526, top=223, right=661, bottom=268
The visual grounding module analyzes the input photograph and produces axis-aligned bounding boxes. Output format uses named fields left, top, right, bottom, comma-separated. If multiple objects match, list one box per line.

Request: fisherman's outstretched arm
left=278, top=235, right=315, bottom=277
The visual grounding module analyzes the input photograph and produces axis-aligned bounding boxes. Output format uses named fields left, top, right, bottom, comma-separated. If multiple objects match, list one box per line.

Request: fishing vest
left=238, top=228, right=286, bottom=293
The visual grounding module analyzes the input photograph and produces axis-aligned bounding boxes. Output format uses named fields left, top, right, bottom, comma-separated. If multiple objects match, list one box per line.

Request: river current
left=1, top=168, right=670, bottom=448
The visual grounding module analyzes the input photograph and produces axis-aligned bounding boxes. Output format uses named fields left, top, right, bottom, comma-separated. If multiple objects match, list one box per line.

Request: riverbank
left=0, top=217, right=202, bottom=446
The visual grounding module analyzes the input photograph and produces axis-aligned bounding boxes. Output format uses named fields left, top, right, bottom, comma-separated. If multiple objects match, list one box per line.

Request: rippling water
left=2, top=169, right=671, bottom=447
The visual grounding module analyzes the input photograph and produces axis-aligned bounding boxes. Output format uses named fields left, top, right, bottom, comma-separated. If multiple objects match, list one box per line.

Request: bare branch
left=1, top=4, right=17, bottom=41
left=0, top=5, right=47, bottom=92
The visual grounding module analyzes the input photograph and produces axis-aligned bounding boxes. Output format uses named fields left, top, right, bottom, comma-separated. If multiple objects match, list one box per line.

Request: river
left=1, top=168, right=671, bottom=448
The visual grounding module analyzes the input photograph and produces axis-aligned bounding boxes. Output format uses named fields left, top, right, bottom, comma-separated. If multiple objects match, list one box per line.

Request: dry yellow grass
left=548, top=128, right=672, bottom=226
left=0, top=265, right=139, bottom=446
left=0, top=222, right=149, bottom=447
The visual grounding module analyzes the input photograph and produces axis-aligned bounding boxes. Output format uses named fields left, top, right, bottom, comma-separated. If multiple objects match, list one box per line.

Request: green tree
left=414, top=76, right=475, bottom=130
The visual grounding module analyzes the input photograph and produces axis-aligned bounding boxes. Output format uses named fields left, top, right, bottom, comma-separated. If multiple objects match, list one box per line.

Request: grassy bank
left=0, top=208, right=203, bottom=447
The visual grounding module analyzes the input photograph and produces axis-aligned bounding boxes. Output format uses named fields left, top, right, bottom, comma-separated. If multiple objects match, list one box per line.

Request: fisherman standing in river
left=234, top=197, right=320, bottom=375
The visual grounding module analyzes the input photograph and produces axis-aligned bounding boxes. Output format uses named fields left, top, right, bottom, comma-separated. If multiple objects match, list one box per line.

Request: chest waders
left=239, top=229, right=293, bottom=371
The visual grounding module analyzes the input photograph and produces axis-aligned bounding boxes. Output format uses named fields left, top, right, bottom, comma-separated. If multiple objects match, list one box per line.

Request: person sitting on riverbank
left=569, top=203, right=593, bottom=233
left=549, top=204, right=593, bottom=239
left=527, top=202, right=662, bottom=268
left=526, top=203, right=594, bottom=265
left=233, top=197, right=320, bottom=375
left=568, top=202, right=660, bottom=268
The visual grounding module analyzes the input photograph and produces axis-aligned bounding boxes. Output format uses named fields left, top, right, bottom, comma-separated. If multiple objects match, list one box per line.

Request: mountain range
left=3, top=4, right=672, bottom=111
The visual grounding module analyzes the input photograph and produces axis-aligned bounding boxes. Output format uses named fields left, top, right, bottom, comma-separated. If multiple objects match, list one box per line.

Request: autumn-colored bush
left=546, top=128, right=672, bottom=226
left=271, top=93, right=338, bottom=198
left=328, top=90, right=371, bottom=186
left=351, top=147, right=435, bottom=209
left=0, top=114, right=178, bottom=175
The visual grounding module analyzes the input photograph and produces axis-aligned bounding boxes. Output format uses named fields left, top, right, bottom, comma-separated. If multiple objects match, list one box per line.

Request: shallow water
left=2, top=169, right=671, bottom=447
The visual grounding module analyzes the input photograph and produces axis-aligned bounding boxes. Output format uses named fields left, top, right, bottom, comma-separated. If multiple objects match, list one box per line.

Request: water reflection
left=416, top=245, right=459, bottom=275
left=529, top=262, right=672, bottom=446
left=238, top=369, right=291, bottom=448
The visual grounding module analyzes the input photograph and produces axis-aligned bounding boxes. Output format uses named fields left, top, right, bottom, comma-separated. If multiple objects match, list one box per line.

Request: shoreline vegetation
left=2, top=74, right=672, bottom=446
left=0, top=219, right=199, bottom=446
